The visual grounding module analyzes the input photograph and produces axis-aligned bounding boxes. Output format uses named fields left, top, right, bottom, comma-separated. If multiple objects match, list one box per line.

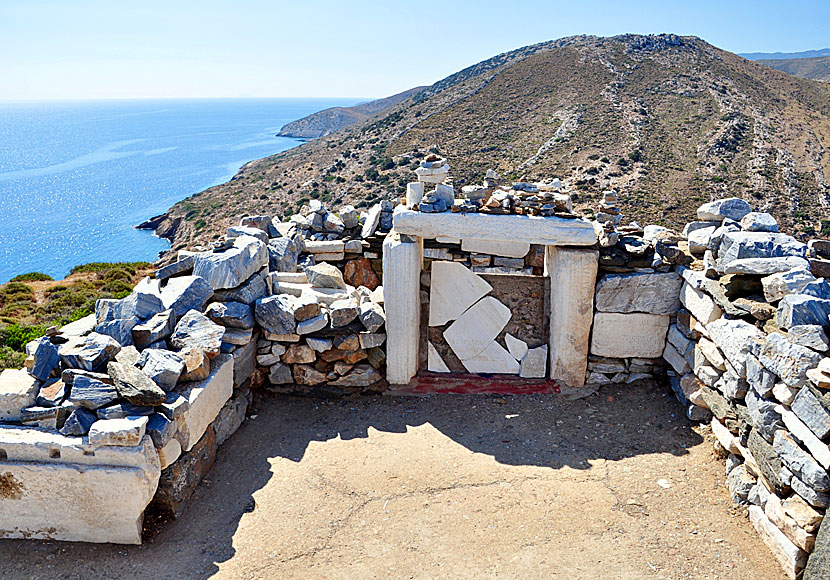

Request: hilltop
left=149, top=34, right=830, bottom=257
left=758, top=55, right=830, bottom=82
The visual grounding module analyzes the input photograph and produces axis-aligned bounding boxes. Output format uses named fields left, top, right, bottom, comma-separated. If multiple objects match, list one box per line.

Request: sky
left=1, top=0, right=829, bottom=102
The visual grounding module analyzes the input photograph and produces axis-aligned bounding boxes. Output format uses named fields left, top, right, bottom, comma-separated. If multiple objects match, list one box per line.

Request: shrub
left=70, top=262, right=150, bottom=275
left=10, top=272, right=53, bottom=283
left=0, top=282, right=34, bottom=306
left=0, top=346, right=26, bottom=371
left=0, top=323, right=47, bottom=351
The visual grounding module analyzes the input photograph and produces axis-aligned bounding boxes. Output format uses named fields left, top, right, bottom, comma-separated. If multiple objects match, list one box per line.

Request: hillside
left=276, top=87, right=426, bottom=139
left=741, top=48, right=830, bottom=60
left=758, top=55, right=830, bottom=82
left=150, top=34, right=830, bottom=258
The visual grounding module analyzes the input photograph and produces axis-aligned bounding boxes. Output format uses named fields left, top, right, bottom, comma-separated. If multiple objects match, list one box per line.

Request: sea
left=0, top=98, right=360, bottom=284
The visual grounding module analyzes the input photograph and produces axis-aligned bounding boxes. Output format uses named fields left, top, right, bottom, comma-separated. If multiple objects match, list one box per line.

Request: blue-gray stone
left=788, top=325, right=830, bottom=352
left=132, top=309, right=176, bottom=349
left=774, top=430, right=830, bottom=491
left=745, top=389, right=784, bottom=443
left=791, top=385, right=830, bottom=440
left=802, top=279, right=830, bottom=300
left=255, top=294, right=297, bottom=335
left=94, top=317, right=137, bottom=346
left=746, top=354, right=775, bottom=398
left=718, top=232, right=807, bottom=268
left=28, top=337, right=60, bottom=382
left=58, top=332, right=121, bottom=372
left=159, top=391, right=189, bottom=420
left=59, top=407, right=97, bottom=436
left=136, top=349, right=184, bottom=391
left=107, top=361, right=167, bottom=406
left=697, top=197, right=752, bottom=222
left=154, top=255, right=195, bottom=281
left=68, top=375, right=119, bottom=410
left=267, top=237, right=300, bottom=273
left=205, top=301, right=254, bottom=329
left=792, top=475, right=830, bottom=508
left=96, top=402, right=155, bottom=420
left=776, top=294, right=830, bottom=329
left=740, top=212, right=778, bottom=232
left=758, top=332, right=822, bottom=387
left=213, top=269, right=268, bottom=305
left=159, top=275, right=214, bottom=317
left=146, top=413, right=177, bottom=447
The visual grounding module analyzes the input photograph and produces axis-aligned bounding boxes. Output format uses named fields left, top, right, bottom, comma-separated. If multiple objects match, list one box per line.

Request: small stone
left=159, top=391, right=189, bottom=420
left=146, top=413, right=177, bottom=447
left=26, top=337, right=60, bottom=382
left=293, top=364, right=327, bottom=385
left=727, top=463, right=756, bottom=504
left=782, top=494, right=824, bottom=533
left=358, top=332, right=385, bottom=349
left=297, top=312, right=330, bottom=335
left=306, top=337, right=332, bottom=352
left=96, top=402, right=154, bottom=420
left=159, top=275, right=214, bottom=316
left=774, top=430, right=830, bottom=491
left=282, top=344, right=316, bottom=365
left=329, top=364, right=383, bottom=387
left=268, top=363, right=293, bottom=384
left=154, top=255, right=195, bottom=281
left=789, top=325, right=830, bottom=352
left=107, top=361, right=167, bottom=406
left=68, top=375, right=119, bottom=410
left=205, top=301, right=254, bottom=329
left=306, top=263, right=346, bottom=289
left=137, top=349, right=185, bottom=391
left=132, top=309, right=176, bottom=349
left=343, top=257, right=380, bottom=290
left=358, top=302, right=385, bottom=332
left=791, top=385, right=830, bottom=440
left=88, top=416, right=148, bottom=447
left=254, top=294, right=298, bottom=335
left=329, top=299, right=360, bottom=327
left=178, top=347, right=211, bottom=382
left=35, top=378, right=66, bottom=407
left=520, top=346, right=548, bottom=378
left=59, top=407, right=97, bottom=436
left=169, top=310, right=225, bottom=357
left=58, top=332, right=121, bottom=373
left=759, top=333, right=823, bottom=387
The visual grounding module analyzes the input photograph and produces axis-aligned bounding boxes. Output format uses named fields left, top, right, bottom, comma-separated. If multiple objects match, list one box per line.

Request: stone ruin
left=2, top=157, right=830, bottom=578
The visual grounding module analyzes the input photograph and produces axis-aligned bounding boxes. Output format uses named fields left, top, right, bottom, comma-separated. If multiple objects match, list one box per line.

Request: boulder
left=169, top=310, right=225, bottom=357
left=594, top=272, right=682, bottom=314
left=789, top=325, right=830, bottom=352
left=226, top=225, right=268, bottom=243
left=26, top=336, right=60, bottom=382
left=306, top=262, right=346, bottom=289
left=697, top=197, right=751, bottom=222
left=193, top=236, right=268, bottom=290
left=359, top=301, right=386, bottom=333
left=36, top=378, right=67, bottom=407
left=88, top=416, right=148, bottom=447
left=205, top=301, right=254, bottom=329
left=255, top=294, right=298, bottom=335
left=759, top=333, right=822, bottom=387
left=762, top=268, right=816, bottom=302
left=213, top=268, right=268, bottom=305
left=777, top=294, right=830, bottom=329
left=0, top=369, right=40, bottom=421
left=591, top=312, right=670, bottom=358
left=58, top=332, right=121, bottom=372
left=94, top=317, right=138, bottom=346
left=721, top=257, right=811, bottom=276
left=137, top=349, right=185, bottom=391
left=802, top=279, right=830, bottom=300
left=132, top=309, right=176, bottom=349
left=343, top=257, right=380, bottom=291
left=107, top=361, right=167, bottom=406
left=68, top=375, right=119, bottom=410
left=718, top=231, right=807, bottom=268
left=159, top=275, right=214, bottom=316
left=154, top=255, right=195, bottom=281
left=741, top=212, right=778, bottom=232
left=267, top=237, right=301, bottom=273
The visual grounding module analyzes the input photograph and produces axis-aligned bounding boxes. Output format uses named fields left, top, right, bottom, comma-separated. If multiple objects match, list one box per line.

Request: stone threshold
left=386, top=373, right=564, bottom=395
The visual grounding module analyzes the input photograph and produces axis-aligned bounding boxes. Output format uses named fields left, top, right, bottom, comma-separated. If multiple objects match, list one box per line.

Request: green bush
left=0, top=323, right=47, bottom=351
left=10, top=272, right=53, bottom=283
left=69, top=262, right=151, bottom=275
left=0, top=282, right=34, bottom=305
left=0, top=346, right=26, bottom=371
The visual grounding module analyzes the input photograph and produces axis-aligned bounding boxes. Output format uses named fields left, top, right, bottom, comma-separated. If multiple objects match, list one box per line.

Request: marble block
left=444, top=296, right=512, bottom=361
left=429, top=261, right=493, bottom=327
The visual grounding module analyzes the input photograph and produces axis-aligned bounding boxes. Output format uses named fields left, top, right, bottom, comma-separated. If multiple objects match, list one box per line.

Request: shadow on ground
left=0, top=379, right=705, bottom=580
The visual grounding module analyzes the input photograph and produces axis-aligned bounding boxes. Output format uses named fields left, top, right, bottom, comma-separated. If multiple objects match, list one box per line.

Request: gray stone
left=193, top=235, right=268, bottom=290
left=240, top=214, right=274, bottom=233
left=292, top=294, right=322, bottom=322
left=132, top=309, right=176, bottom=349
left=160, top=391, right=189, bottom=420
left=789, top=325, right=830, bottom=352
left=306, top=263, right=346, bottom=289
left=683, top=220, right=721, bottom=238
left=777, top=294, right=830, bottom=329
left=340, top=205, right=359, bottom=229
left=88, top=416, right=148, bottom=447
left=804, top=509, right=830, bottom=579
left=707, top=220, right=742, bottom=255
left=774, top=430, right=830, bottom=491
left=268, top=363, right=293, bottom=385
left=727, top=463, right=756, bottom=504
left=759, top=333, right=823, bottom=387
left=746, top=354, right=776, bottom=398
left=213, top=268, right=268, bottom=305
left=35, top=378, right=66, bottom=407
left=329, top=364, right=383, bottom=387
left=792, top=475, right=830, bottom=508
left=361, top=204, right=382, bottom=238
left=706, top=318, right=764, bottom=378
left=748, top=428, right=791, bottom=496
left=745, top=389, right=784, bottom=442
left=359, top=332, right=386, bottom=349
left=159, top=275, right=214, bottom=316
left=802, top=279, right=830, bottom=300
left=697, top=197, right=751, bottom=222
left=297, top=312, right=329, bottom=335
left=305, top=338, right=332, bottom=352
left=20, top=405, right=70, bottom=429
left=94, top=317, right=138, bottom=346
left=27, top=337, right=60, bottom=382
left=721, top=257, right=812, bottom=275
left=594, top=272, right=682, bottom=314
left=740, top=212, right=778, bottom=232
left=792, top=385, right=830, bottom=440
left=255, top=294, right=297, bottom=335
left=212, top=389, right=249, bottom=446
left=107, top=361, right=167, bottom=406
left=146, top=413, right=177, bottom=447
left=154, top=255, right=195, bottom=281
left=329, top=299, right=359, bottom=327
left=762, top=268, right=816, bottom=302
left=170, top=310, right=226, bottom=357
left=359, top=301, right=385, bottom=333
left=59, top=407, right=97, bottom=435
left=58, top=332, right=121, bottom=372
left=223, top=327, right=253, bottom=347
left=323, top=212, right=345, bottom=234
left=715, top=367, right=748, bottom=401
left=718, top=232, right=807, bottom=268
left=205, top=301, right=254, bottom=329
left=267, top=237, right=301, bottom=273
left=68, top=375, right=119, bottom=410
left=226, top=225, right=268, bottom=243
left=520, top=345, right=548, bottom=378
left=96, top=402, right=154, bottom=420
left=137, top=349, right=185, bottom=391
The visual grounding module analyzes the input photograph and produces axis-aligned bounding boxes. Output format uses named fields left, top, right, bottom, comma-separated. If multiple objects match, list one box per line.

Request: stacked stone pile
left=656, top=197, right=830, bottom=578
left=405, top=158, right=575, bottom=218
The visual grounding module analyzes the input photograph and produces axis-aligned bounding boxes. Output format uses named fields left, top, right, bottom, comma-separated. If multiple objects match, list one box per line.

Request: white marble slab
left=461, top=341, right=521, bottom=374
left=427, top=342, right=450, bottom=373
left=429, top=261, right=492, bottom=327
left=444, top=296, right=512, bottom=361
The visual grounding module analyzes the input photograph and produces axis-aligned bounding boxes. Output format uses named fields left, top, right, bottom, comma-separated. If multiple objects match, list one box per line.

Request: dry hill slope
left=758, top=55, right=830, bottom=82
left=150, top=34, right=830, bottom=259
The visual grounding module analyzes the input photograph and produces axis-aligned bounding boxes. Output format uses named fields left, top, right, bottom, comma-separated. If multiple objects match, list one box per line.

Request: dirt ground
left=0, top=381, right=784, bottom=579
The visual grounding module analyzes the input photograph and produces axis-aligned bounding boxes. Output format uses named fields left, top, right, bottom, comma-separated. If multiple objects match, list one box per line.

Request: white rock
left=444, top=296, right=512, bottom=361
left=173, top=354, right=233, bottom=452
left=406, top=182, right=424, bottom=207
left=88, top=416, right=148, bottom=447
left=383, top=234, right=422, bottom=385
left=427, top=342, right=451, bottom=373
left=520, top=345, right=548, bottom=378
left=712, top=417, right=740, bottom=454
left=428, top=261, right=493, bottom=327
left=460, top=341, right=521, bottom=374
left=393, top=208, right=597, bottom=246
left=762, top=268, right=816, bottom=302
left=505, top=334, right=528, bottom=361
left=424, top=247, right=452, bottom=260
left=697, top=337, right=727, bottom=370
left=679, top=282, right=723, bottom=324
left=720, top=257, right=810, bottom=276
left=748, top=505, right=807, bottom=580
left=0, top=369, right=40, bottom=421
left=697, top=197, right=752, bottom=222
left=594, top=272, right=682, bottom=314
left=776, top=404, right=830, bottom=470
left=547, top=247, right=598, bottom=387
left=157, top=437, right=181, bottom=470
left=773, top=382, right=800, bottom=406
left=688, top=226, right=717, bottom=255
left=0, top=427, right=159, bottom=544
left=765, top=493, right=815, bottom=552
left=590, top=312, right=670, bottom=358
left=663, top=341, right=692, bottom=374
left=303, top=240, right=346, bottom=254
left=460, top=239, right=530, bottom=258
left=706, top=318, right=764, bottom=378
left=192, top=235, right=268, bottom=290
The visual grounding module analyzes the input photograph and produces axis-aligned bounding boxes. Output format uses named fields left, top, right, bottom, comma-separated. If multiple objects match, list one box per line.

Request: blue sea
left=0, top=98, right=360, bottom=284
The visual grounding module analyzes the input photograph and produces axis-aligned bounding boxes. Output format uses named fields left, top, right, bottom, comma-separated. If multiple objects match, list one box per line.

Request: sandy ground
left=0, top=381, right=784, bottom=579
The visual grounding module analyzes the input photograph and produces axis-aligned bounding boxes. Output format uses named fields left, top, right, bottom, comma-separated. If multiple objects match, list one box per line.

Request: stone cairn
left=0, top=200, right=391, bottom=538
left=405, top=157, right=575, bottom=217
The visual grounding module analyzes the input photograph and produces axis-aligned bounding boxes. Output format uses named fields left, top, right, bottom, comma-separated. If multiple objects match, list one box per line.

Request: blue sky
left=1, top=0, right=828, bottom=101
